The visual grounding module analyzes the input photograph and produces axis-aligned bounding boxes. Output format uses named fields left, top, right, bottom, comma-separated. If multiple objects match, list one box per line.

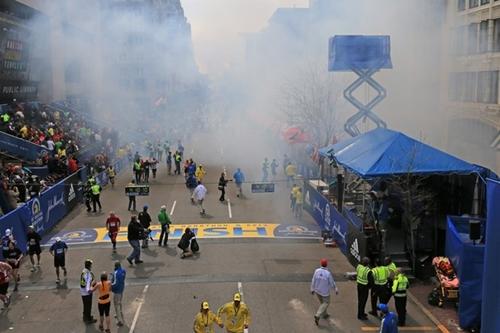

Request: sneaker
left=4, top=296, right=10, bottom=307
left=99, top=324, right=104, bottom=331
left=127, top=258, right=133, bottom=265
left=117, top=322, right=124, bottom=327
left=135, top=260, right=143, bottom=264
left=56, top=279, right=60, bottom=284
left=314, top=315, right=319, bottom=326
left=30, top=266, right=36, bottom=272
left=36, top=263, right=40, bottom=268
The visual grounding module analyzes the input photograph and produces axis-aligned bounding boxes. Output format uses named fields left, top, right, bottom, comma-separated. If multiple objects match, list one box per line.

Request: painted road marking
left=361, top=327, right=437, bottom=331
left=407, top=292, right=450, bottom=333
left=228, top=199, right=232, bottom=219
left=170, top=200, right=177, bottom=216
left=42, top=223, right=322, bottom=245
left=130, top=284, right=149, bottom=333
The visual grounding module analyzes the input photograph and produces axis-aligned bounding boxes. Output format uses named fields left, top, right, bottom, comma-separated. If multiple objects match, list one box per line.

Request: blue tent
left=318, top=128, right=485, bottom=178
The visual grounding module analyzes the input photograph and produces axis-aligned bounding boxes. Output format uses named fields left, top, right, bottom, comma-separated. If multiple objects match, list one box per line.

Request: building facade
left=446, top=0, right=500, bottom=172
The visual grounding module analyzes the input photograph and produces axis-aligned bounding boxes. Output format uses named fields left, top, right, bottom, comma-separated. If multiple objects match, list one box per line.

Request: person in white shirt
left=311, top=258, right=339, bottom=326
left=192, top=181, right=207, bottom=215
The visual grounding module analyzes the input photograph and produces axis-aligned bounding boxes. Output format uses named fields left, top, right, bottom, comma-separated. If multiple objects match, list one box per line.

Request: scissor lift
left=328, top=35, right=393, bottom=137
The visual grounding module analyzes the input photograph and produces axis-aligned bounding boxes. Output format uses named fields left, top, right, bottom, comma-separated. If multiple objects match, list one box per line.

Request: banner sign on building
left=0, top=80, right=38, bottom=101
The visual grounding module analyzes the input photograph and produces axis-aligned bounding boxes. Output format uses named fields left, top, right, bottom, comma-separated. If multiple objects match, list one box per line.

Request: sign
left=346, top=218, right=367, bottom=267
left=251, top=183, right=275, bottom=193
left=0, top=131, right=49, bottom=161
left=125, top=185, right=149, bottom=196
left=63, top=170, right=84, bottom=211
left=0, top=80, right=38, bottom=101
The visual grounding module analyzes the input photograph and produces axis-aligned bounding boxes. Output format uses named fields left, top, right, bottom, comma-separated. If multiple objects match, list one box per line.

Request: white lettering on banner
left=68, top=184, right=76, bottom=202
left=305, top=191, right=311, bottom=206
left=46, top=193, right=64, bottom=223
left=30, top=198, right=44, bottom=233
left=313, top=201, right=323, bottom=219
left=332, top=220, right=346, bottom=243
left=2, top=86, right=36, bottom=94
left=350, top=238, right=360, bottom=262
left=324, top=204, right=331, bottom=228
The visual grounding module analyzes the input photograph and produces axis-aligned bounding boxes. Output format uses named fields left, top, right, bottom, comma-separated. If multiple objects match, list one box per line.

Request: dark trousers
left=159, top=224, right=169, bottom=245
left=134, top=171, right=141, bottom=183
left=395, top=296, right=407, bottom=325
left=219, top=188, right=225, bottom=201
left=175, top=163, right=180, bottom=175
left=371, top=284, right=390, bottom=312
left=128, top=196, right=136, bottom=211
left=85, top=198, right=91, bottom=212
left=357, top=283, right=369, bottom=317
left=152, top=169, right=157, bottom=178
left=92, top=194, right=101, bottom=212
left=82, top=294, right=93, bottom=321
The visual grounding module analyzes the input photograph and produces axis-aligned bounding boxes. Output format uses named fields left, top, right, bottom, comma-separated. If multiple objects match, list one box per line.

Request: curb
left=408, top=291, right=450, bottom=333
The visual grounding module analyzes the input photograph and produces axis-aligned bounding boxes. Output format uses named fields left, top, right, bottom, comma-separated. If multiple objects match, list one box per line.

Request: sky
left=181, top=0, right=309, bottom=75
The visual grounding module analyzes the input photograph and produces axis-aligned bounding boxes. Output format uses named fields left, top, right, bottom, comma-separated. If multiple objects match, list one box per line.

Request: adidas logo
left=350, top=238, right=360, bottom=262
left=68, top=183, right=76, bottom=201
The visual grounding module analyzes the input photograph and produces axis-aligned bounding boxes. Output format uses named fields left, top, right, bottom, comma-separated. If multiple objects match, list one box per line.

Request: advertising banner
left=0, top=209, right=29, bottom=258
left=0, top=131, right=48, bottom=161
left=346, top=219, right=367, bottom=267
left=64, top=170, right=84, bottom=212
left=0, top=80, right=38, bottom=101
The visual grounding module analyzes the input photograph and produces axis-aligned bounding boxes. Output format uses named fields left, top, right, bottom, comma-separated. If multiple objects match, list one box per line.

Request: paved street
left=0, top=162, right=439, bottom=332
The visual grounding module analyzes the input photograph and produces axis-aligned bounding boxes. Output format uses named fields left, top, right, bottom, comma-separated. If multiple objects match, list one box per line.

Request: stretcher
left=432, top=256, right=459, bottom=307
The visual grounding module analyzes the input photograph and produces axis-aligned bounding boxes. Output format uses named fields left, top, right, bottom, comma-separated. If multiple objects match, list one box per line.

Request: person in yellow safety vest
left=285, top=162, right=297, bottom=187
left=80, top=259, right=97, bottom=324
left=193, top=301, right=219, bottom=333
left=91, top=183, right=102, bottom=213
left=392, top=268, right=409, bottom=326
left=356, top=257, right=373, bottom=320
left=369, top=261, right=390, bottom=317
left=195, top=165, right=206, bottom=182
left=384, top=256, right=398, bottom=303
left=133, top=159, right=142, bottom=183
left=0, top=113, right=10, bottom=123
left=217, top=293, right=251, bottom=333
left=290, top=184, right=300, bottom=211
left=295, top=188, right=304, bottom=218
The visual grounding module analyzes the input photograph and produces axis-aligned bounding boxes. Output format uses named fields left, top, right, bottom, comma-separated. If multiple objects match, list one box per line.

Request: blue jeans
left=127, top=240, right=141, bottom=262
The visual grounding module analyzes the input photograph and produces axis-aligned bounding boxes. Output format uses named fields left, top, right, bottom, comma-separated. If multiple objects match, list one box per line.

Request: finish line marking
left=361, top=327, right=437, bottom=331
left=170, top=200, right=177, bottom=216
left=228, top=199, right=232, bottom=219
left=129, top=284, right=149, bottom=333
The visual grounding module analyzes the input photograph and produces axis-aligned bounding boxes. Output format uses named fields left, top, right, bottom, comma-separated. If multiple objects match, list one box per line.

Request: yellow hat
left=202, top=301, right=209, bottom=310
left=233, top=293, right=241, bottom=301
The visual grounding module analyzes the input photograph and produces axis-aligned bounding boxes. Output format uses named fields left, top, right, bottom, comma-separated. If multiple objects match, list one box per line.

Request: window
left=469, top=0, right=479, bottom=7
left=458, top=0, right=466, bottom=10
left=454, top=25, right=468, bottom=55
left=494, top=19, right=500, bottom=51
left=479, top=20, right=489, bottom=53
left=468, top=23, right=479, bottom=54
left=477, top=71, right=499, bottom=103
left=481, top=0, right=490, bottom=5
left=464, top=72, right=478, bottom=102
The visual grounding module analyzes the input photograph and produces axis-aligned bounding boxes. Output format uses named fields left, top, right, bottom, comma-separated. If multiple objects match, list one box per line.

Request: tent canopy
left=318, top=128, right=485, bottom=178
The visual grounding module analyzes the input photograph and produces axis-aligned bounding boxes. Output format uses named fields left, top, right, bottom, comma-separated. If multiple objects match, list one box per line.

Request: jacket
left=217, top=302, right=251, bottom=333
left=127, top=220, right=143, bottom=241
left=193, top=311, right=219, bottom=333
left=111, top=267, right=126, bottom=294
left=380, top=312, right=399, bottom=333
left=158, top=210, right=171, bottom=226
left=138, top=211, right=152, bottom=228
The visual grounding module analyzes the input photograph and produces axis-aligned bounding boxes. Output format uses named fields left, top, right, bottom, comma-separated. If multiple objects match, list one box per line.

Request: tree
left=279, top=64, right=339, bottom=147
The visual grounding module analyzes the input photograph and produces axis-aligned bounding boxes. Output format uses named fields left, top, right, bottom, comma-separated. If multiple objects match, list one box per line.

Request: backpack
left=191, top=238, right=200, bottom=253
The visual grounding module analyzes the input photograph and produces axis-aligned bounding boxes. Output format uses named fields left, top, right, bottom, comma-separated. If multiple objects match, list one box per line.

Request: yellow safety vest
left=356, top=264, right=370, bottom=285
left=392, top=274, right=409, bottom=297
left=80, top=270, right=94, bottom=288
left=134, top=162, right=141, bottom=171
left=386, top=262, right=397, bottom=278
left=91, top=184, right=100, bottom=195
left=372, top=266, right=389, bottom=285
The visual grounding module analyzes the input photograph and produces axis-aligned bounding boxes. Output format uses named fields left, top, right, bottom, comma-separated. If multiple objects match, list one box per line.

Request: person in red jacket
left=68, top=155, right=79, bottom=174
left=106, top=212, right=121, bottom=253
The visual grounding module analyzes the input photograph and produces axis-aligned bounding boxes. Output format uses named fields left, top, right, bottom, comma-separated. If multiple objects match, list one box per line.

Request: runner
left=49, top=237, right=68, bottom=284
left=26, top=225, right=42, bottom=272
left=91, top=272, right=112, bottom=333
left=193, top=181, right=207, bottom=215
left=4, top=241, right=22, bottom=291
left=106, top=212, right=121, bottom=253
left=106, top=165, right=116, bottom=188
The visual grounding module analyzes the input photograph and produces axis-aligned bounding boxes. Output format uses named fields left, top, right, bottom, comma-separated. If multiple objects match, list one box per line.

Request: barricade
left=0, top=130, right=49, bottom=161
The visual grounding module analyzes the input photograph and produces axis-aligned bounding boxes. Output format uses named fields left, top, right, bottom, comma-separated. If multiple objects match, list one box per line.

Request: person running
left=218, top=172, right=230, bottom=202
left=138, top=205, right=152, bottom=249
left=186, top=173, right=198, bottom=198
left=111, top=261, right=126, bottom=327
left=5, top=241, right=22, bottom=291
left=151, top=158, right=158, bottom=179
left=233, top=168, right=245, bottom=198
left=26, top=225, right=42, bottom=272
left=158, top=205, right=172, bottom=246
left=166, top=151, right=173, bottom=175
left=91, top=272, right=112, bottom=333
left=106, top=165, right=116, bottom=188
left=217, top=292, right=251, bottom=333
left=195, top=164, right=206, bottom=182
left=127, top=179, right=137, bottom=211
left=49, top=237, right=68, bottom=284
left=80, top=259, right=97, bottom=324
left=126, top=216, right=143, bottom=265
left=193, top=181, right=207, bottom=215
left=270, top=159, right=279, bottom=179
left=106, top=212, right=121, bottom=253
left=193, top=301, right=219, bottom=333
left=0, top=261, right=12, bottom=309
left=311, top=258, right=339, bottom=326
left=262, top=158, right=269, bottom=182
left=177, top=227, right=196, bottom=259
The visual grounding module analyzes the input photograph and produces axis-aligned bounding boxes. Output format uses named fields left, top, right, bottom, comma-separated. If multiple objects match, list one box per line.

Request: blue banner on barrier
left=0, top=131, right=49, bottom=161
left=25, top=182, right=67, bottom=236
left=304, top=182, right=348, bottom=254
left=481, top=179, right=500, bottom=333
left=0, top=208, right=29, bottom=255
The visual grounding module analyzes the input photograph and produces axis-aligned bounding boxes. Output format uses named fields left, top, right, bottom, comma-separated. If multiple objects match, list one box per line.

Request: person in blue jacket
left=378, top=303, right=398, bottom=333
left=233, top=168, right=245, bottom=198
left=111, top=261, right=126, bottom=327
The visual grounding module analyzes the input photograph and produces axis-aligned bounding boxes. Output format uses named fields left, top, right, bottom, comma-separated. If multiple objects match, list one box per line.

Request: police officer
left=81, top=259, right=97, bottom=324
left=127, top=179, right=137, bottom=211
left=385, top=256, right=398, bottom=303
left=138, top=205, right=152, bottom=249
left=370, top=261, right=390, bottom=317
left=90, top=181, right=102, bottom=213
left=133, top=159, right=142, bottom=183
left=356, top=257, right=372, bottom=320
left=392, top=269, right=409, bottom=326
